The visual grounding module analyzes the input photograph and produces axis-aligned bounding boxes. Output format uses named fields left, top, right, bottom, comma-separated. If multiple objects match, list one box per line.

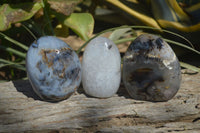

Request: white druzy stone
left=82, top=37, right=121, bottom=98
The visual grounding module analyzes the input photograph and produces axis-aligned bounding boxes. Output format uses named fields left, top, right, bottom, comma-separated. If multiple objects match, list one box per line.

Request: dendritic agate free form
left=26, top=36, right=81, bottom=101
left=123, top=34, right=181, bottom=102
left=82, top=37, right=121, bottom=98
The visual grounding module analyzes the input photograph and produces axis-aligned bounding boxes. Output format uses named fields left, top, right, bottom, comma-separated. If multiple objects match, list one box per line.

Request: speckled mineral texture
left=123, top=34, right=181, bottom=102
left=82, top=37, right=121, bottom=98
left=26, top=36, right=81, bottom=101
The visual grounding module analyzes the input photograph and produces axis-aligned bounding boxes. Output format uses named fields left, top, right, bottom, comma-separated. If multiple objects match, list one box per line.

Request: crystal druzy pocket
left=123, top=34, right=181, bottom=102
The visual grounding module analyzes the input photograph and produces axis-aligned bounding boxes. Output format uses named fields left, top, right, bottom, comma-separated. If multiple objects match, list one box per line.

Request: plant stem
left=164, top=39, right=200, bottom=55
left=76, top=25, right=195, bottom=54
left=22, top=24, right=37, bottom=41
left=114, top=37, right=136, bottom=44
left=106, top=0, right=161, bottom=29
left=0, top=46, right=26, bottom=58
left=180, top=62, right=200, bottom=72
left=0, top=58, right=26, bottom=71
left=42, top=0, right=55, bottom=36
left=0, top=32, right=28, bottom=51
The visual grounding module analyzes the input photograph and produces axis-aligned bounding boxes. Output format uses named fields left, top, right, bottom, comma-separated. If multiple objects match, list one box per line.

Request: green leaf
left=63, top=13, right=94, bottom=41
left=109, top=27, right=132, bottom=41
left=0, top=2, right=42, bottom=31
left=48, top=0, right=82, bottom=16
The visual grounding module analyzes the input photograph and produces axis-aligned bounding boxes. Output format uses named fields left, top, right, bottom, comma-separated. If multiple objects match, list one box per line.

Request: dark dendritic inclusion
left=127, top=68, right=164, bottom=95
left=36, top=47, right=80, bottom=86
left=123, top=34, right=181, bottom=101
left=27, top=36, right=82, bottom=101
left=128, top=37, right=164, bottom=54
left=40, top=47, right=72, bottom=68
left=155, top=38, right=164, bottom=50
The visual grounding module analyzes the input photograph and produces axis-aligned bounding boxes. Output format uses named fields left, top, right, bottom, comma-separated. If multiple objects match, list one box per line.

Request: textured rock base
left=0, top=70, right=200, bottom=133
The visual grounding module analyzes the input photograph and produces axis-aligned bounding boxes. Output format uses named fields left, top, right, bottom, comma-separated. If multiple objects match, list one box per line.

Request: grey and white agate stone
left=123, top=34, right=181, bottom=102
left=26, top=36, right=81, bottom=101
left=82, top=37, right=121, bottom=98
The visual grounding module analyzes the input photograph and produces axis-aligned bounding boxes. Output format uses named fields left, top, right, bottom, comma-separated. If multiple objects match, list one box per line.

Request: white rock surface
left=82, top=37, right=121, bottom=98
left=26, top=36, right=81, bottom=101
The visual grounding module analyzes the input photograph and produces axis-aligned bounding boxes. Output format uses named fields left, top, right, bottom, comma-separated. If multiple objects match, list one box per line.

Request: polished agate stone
left=82, top=37, right=121, bottom=98
left=26, top=36, right=81, bottom=101
left=123, top=34, right=181, bottom=102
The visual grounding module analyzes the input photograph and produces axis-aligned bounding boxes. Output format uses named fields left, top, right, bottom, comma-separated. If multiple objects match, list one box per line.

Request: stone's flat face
left=82, top=37, right=121, bottom=98
left=26, top=36, right=81, bottom=101
left=123, top=34, right=181, bottom=102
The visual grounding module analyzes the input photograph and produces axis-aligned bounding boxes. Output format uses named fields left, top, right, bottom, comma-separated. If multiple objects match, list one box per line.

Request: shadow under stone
left=13, top=80, right=41, bottom=101
left=13, top=80, right=77, bottom=103
left=116, top=84, right=132, bottom=99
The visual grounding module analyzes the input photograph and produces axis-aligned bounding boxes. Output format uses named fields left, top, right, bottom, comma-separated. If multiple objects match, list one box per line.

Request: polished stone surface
left=123, top=34, right=181, bottom=102
left=82, top=37, right=121, bottom=98
left=26, top=36, right=81, bottom=101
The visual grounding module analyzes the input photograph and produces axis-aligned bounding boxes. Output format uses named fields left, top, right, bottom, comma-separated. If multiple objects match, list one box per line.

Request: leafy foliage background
left=0, top=0, right=200, bottom=81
